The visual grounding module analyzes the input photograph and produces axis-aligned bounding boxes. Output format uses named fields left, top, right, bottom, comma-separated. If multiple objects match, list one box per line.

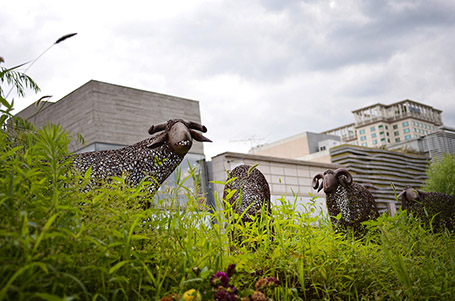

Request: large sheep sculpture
left=312, top=168, right=379, bottom=231
left=72, top=118, right=211, bottom=195
left=398, top=187, right=455, bottom=231
left=223, top=164, right=271, bottom=224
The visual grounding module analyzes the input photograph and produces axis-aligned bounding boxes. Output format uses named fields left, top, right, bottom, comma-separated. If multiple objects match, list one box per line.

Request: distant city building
left=251, top=99, right=448, bottom=162
left=323, top=99, right=443, bottom=148
left=388, top=125, right=455, bottom=160
left=250, top=132, right=341, bottom=164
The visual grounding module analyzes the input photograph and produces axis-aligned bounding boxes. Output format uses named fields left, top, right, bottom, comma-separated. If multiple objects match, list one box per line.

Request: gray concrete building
left=210, top=152, right=340, bottom=218
left=16, top=80, right=208, bottom=200
left=387, top=126, right=455, bottom=161
left=16, top=80, right=205, bottom=154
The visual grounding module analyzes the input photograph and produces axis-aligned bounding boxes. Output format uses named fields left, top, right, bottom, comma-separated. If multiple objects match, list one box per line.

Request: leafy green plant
left=423, top=153, right=455, bottom=197
left=1, top=60, right=455, bottom=300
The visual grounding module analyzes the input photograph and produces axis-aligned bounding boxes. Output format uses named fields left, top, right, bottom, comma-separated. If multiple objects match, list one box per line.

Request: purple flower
left=211, top=271, right=229, bottom=287
left=226, top=264, right=236, bottom=277
left=266, top=277, right=281, bottom=287
left=214, top=288, right=238, bottom=301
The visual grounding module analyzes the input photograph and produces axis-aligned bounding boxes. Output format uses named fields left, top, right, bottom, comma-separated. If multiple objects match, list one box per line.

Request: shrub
left=423, top=154, right=455, bottom=197
left=1, top=63, right=455, bottom=300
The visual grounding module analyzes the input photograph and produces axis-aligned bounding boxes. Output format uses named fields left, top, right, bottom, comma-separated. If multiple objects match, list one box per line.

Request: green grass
left=1, top=123, right=455, bottom=301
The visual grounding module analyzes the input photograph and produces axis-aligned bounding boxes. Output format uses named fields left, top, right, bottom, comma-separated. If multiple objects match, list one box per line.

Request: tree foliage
left=423, top=154, right=455, bottom=197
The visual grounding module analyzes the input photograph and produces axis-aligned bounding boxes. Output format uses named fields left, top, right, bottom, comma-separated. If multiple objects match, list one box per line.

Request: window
left=359, top=129, right=366, bottom=134
left=403, top=128, right=410, bottom=133
left=361, top=142, right=367, bottom=146
left=386, top=132, right=390, bottom=136
left=381, top=138, right=385, bottom=141
left=394, top=131, right=399, bottom=136
left=413, top=128, right=416, bottom=132
left=360, top=136, right=367, bottom=141
left=405, top=135, right=411, bottom=140
left=370, top=126, right=376, bottom=131
left=378, top=125, right=383, bottom=129
left=320, top=146, right=326, bottom=151
left=373, top=139, right=378, bottom=145
left=371, top=133, right=377, bottom=138
left=402, top=121, right=409, bottom=127
left=387, top=139, right=390, bottom=143
left=393, top=124, right=398, bottom=129
left=385, top=125, right=388, bottom=130
left=412, top=121, right=415, bottom=126
left=395, top=138, right=401, bottom=142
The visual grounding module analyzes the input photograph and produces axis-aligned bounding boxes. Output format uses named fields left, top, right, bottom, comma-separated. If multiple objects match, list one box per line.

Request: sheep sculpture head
left=312, top=168, right=379, bottom=233
left=397, top=187, right=420, bottom=210
left=398, top=187, right=455, bottom=231
left=147, top=119, right=212, bottom=156
left=311, top=168, right=352, bottom=194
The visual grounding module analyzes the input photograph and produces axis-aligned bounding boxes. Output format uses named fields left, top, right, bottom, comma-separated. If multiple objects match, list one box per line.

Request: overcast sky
left=2, top=0, right=454, bottom=159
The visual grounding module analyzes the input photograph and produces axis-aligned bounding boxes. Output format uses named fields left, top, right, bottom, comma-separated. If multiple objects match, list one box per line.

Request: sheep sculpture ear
left=190, top=130, right=212, bottom=143
left=146, top=132, right=168, bottom=149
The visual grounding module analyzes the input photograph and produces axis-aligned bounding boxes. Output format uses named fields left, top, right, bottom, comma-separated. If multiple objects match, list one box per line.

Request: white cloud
left=2, top=0, right=454, bottom=159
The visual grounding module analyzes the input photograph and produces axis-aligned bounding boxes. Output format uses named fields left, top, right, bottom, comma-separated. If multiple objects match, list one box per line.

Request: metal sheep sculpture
left=398, top=187, right=455, bottom=231
left=223, top=164, right=271, bottom=224
left=312, top=168, right=379, bottom=231
left=72, top=118, right=211, bottom=196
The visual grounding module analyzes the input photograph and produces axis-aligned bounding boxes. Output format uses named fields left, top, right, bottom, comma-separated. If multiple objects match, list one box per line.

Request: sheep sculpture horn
left=148, top=122, right=167, bottom=135
left=312, top=173, right=324, bottom=192
left=187, top=121, right=208, bottom=133
left=334, top=168, right=353, bottom=185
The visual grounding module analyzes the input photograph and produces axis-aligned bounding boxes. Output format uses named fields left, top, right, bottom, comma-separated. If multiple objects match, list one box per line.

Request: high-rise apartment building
left=323, top=99, right=443, bottom=147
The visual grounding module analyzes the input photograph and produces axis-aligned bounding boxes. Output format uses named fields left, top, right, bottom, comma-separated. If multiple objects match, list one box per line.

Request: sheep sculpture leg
left=71, top=119, right=211, bottom=199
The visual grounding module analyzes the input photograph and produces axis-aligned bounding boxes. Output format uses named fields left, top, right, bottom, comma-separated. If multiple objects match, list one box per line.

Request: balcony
left=355, top=111, right=442, bottom=127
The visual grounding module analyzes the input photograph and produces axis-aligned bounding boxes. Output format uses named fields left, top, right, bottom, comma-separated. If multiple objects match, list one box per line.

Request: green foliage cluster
left=423, top=154, right=455, bottom=197
left=1, top=64, right=455, bottom=300
left=0, top=121, right=454, bottom=300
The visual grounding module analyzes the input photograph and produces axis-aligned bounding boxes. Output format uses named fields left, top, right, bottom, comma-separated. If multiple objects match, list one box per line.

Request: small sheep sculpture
left=72, top=118, right=211, bottom=195
left=312, top=168, right=379, bottom=231
left=398, top=187, right=455, bottom=231
left=223, top=164, right=271, bottom=224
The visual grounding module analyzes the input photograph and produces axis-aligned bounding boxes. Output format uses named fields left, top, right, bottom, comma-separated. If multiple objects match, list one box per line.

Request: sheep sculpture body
left=398, top=187, right=455, bottom=231
left=312, top=168, right=379, bottom=231
left=72, top=119, right=211, bottom=195
left=223, top=164, right=271, bottom=224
